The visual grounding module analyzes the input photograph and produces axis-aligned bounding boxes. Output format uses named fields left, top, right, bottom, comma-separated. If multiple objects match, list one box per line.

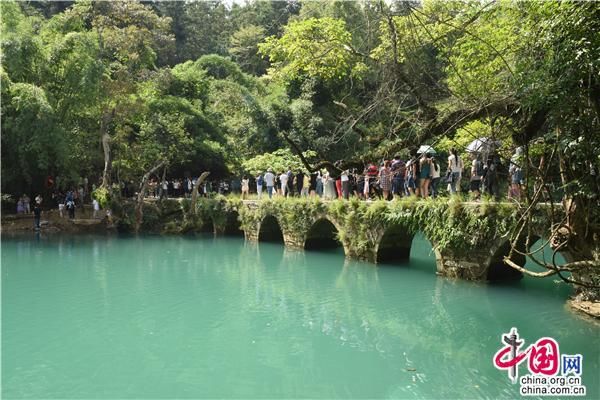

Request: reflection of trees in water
left=210, top=243, right=455, bottom=357
left=96, top=237, right=531, bottom=386
left=211, top=243, right=388, bottom=352
left=23, top=235, right=494, bottom=363
left=8, top=235, right=596, bottom=398
left=430, top=278, right=494, bottom=361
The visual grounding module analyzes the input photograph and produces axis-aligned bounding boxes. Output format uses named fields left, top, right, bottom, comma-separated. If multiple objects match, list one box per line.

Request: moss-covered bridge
left=123, top=196, right=582, bottom=285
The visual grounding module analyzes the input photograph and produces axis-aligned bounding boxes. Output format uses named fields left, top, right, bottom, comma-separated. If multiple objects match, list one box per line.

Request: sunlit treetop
left=259, top=17, right=367, bottom=82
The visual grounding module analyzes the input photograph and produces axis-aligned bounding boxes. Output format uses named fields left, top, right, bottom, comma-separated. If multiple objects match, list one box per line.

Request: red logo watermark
left=493, top=328, right=585, bottom=396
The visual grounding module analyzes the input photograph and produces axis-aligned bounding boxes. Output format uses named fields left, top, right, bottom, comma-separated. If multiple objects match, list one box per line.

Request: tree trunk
left=157, top=165, right=167, bottom=201
left=134, top=161, right=167, bottom=233
left=190, top=172, right=211, bottom=215
left=101, top=132, right=111, bottom=186
left=557, top=136, right=599, bottom=302
left=100, top=109, right=115, bottom=188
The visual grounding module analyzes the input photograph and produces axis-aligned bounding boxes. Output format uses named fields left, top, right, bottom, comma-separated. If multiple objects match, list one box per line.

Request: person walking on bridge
left=448, top=148, right=462, bottom=194
left=483, top=158, right=499, bottom=200
left=256, top=172, right=264, bottom=199
left=301, top=173, right=310, bottom=197
left=341, top=170, right=350, bottom=199
left=430, top=157, right=441, bottom=198
left=23, top=194, right=31, bottom=214
left=419, top=154, right=432, bottom=199
left=280, top=171, right=289, bottom=197
left=296, top=170, right=304, bottom=196
left=264, top=169, right=275, bottom=199
left=286, top=170, right=294, bottom=197
left=241, top=176, right=249, bottom=200
left=508, top=147, right=523, bottom=200
left=315, top=171, right=323, bottom=197
left=470, top=154, right=483, bottom=200
left=379, top=161, right=392, bottom=200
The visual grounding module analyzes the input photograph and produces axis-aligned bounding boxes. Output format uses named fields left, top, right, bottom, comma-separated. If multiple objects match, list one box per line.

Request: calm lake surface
left=2, top=233, right=598, bottom=399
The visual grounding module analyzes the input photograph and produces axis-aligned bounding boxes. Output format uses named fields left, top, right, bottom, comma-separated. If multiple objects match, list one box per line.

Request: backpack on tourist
left=391, top=159, right=406, bottom=177
left=367, top=164, right=378, bottom=177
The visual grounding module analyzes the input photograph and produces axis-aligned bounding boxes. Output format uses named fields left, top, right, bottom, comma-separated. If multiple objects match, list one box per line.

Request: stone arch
left=487, top=239, right=525, bottom=281
left=258, top=215, right=284, bottom=243
left=376, top=224, right=415, bottom=263
left=304, top=218, right=342, bottom=251
left=487, top=233, right=577, bottom=282
left=525, top=235, right=575, bottom=264
left=224, top=211, right=244, bottom=236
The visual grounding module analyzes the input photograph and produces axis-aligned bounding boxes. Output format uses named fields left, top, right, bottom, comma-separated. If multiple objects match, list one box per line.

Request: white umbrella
left=466, top=137, right=501, bottom=154
left=417, top=145, right=436, bottom=154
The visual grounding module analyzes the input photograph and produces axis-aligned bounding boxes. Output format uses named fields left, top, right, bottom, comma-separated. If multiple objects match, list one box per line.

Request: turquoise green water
left=2, top=234, right=598, bottom=399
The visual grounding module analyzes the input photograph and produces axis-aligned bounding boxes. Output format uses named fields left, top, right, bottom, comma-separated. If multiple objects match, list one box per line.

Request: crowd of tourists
left=142, top=177, right=255, bottom=198
left=247, top=148, right=518, bottom=201
left=143, top=177, right=213, bottom=199
left=43, top=187, right=101, bottom=220
left=18, top=185, right=103, bottom=228
left=15, top=194, right=44, bottom=229
left=17, top=148, right=524, bottom=231
left=135, top=147, right=523, bottom=202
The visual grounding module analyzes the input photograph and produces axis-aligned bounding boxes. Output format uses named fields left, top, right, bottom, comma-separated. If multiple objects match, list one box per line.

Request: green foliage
left=0, top=1, right=45, bottom=83
left=386, top=197, right=519, bottom=252
left=328, top=198, right=382, bottom=258
left=196, top=54, right=255, bottom=89
left=89, top=1, right=173, bottom=70
left=437, top=120, right=491, bottom=153
left=230, top=0, right=298, bottom=37
left=242, top=149, right=316, bottom=175
left=3, top=0, right=598, bottom=264
left=1, top=82, right=68, bottom=191
left=169, top=61, right=210, bottom=102
left=119, top=195, right=245, bottom=235
left=442, top=1, right=520, bottom=101
left=259, top=17, right=365, bottom=81
left=154, top=0, right=232, bottom=65
left=1, top=193, right=16, bottom=213
left=92, top=186, right=111, bottom=209
left=228, top=25, right=268, bottom=76
left=113, top=201, right=163, bottom=233
left=159, top=199, right=185, bottom=219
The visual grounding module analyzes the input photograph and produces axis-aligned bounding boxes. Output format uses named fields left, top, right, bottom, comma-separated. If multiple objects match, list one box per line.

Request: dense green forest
left=2, top=0, right=597, bottom=194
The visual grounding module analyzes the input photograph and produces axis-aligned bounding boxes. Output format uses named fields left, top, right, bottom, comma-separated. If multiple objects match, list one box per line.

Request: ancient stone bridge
left=153, top=197, right=570, bottom=283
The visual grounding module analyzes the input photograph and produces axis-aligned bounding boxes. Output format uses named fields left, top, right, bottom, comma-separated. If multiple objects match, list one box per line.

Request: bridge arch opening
left=520, top=237, right=574, bottom=295
left=258, top=215, right=284, bottom=243
left=526, top=236, right=573, bottom=266
left=377, top=225, right=414, bottom=264
left=304, top=218, right=342, bottom=251
left=409, top=231, right=436, bottom=269
left=487, top=238, right=528, bottom=281
left=224, top=211, right=243, bottom=236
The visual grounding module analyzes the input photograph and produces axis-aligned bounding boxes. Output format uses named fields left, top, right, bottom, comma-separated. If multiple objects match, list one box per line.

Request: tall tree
left=69, top=0, right=174, bottom=189
left=153, top=0, right=232, bottom=66
left=228, top=24, right=268, bottom=76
